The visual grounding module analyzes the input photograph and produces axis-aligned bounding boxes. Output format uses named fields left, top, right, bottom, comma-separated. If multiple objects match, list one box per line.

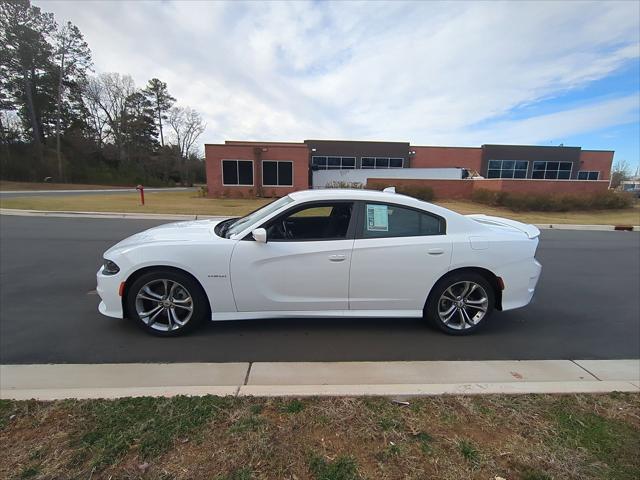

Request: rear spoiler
left=466, top=214, right=540, bottom=239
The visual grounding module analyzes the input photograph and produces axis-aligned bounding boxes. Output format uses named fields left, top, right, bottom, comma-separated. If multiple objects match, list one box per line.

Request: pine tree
left=143, top=78, right=175, bottom=147
left=53, top=20, right=92, bottom=180
left=0, top=0, right=57, bottom=154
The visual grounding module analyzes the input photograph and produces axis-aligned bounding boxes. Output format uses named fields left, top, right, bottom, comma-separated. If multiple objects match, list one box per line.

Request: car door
left=229, top=201, right=356, bottom=312
left=349, top=201, right=452, bottom=312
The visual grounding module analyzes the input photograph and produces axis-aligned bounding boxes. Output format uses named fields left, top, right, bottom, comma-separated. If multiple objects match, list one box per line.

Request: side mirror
left=252, top=228, right=267, bottom=243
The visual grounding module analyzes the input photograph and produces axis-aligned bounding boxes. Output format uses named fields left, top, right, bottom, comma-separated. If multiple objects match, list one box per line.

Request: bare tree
left=0, top=110, right=22, bottom=171
left=167, top=106, right=206, bottom=159
left=610, top=159, right=631, bottom=189
left=82, top=76, right=108, bottom=149
left=83, top=72, right=135, bottom=161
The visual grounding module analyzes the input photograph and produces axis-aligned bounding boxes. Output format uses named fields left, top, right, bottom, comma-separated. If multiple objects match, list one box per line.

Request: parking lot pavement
left=0, top=215, right=638, bottom=364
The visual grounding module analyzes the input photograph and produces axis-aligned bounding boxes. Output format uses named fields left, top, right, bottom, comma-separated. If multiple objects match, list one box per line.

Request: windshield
left=226, top=195, right=294, bottom=237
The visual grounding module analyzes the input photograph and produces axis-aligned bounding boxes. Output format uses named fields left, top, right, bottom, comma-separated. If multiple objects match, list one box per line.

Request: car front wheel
left=425, top=273, right=495, bottom=335
left=126, top=270, right=208, bottom=336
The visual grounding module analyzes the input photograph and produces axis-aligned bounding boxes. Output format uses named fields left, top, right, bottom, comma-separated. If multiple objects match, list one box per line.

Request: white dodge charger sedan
left=97, top=188, right=542, bottom=336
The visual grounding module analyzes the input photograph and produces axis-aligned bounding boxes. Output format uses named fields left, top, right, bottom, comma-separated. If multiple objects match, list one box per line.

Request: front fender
left=110, top=241, right=238, bottom=315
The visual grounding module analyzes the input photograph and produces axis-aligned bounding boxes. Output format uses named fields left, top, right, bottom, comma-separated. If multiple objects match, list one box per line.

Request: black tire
left=425, top=272, right=495, bottom=335
left=126, top=269, right=208, bottom=337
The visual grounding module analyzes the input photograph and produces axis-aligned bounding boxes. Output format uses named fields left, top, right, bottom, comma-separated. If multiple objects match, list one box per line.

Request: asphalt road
left=1, top=215, right=638, bottom=364
left=0, top=187, right=195, bottom=198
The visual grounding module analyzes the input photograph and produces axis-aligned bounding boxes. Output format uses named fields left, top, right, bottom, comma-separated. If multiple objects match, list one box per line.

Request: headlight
left=102, top=259, right=120, bottom=275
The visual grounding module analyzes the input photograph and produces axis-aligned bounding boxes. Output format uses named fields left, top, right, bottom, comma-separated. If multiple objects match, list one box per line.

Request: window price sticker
left=366, top=204, right=389, bottom=231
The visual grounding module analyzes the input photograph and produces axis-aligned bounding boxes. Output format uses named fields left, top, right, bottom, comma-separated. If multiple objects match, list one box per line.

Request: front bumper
left=96, top=266, right=124, bottom=318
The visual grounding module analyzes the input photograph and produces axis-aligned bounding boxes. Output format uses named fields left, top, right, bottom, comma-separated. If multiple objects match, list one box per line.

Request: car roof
left=290, top=188, right=412, bottom=202
left=289, top=188, right=433, bottom=208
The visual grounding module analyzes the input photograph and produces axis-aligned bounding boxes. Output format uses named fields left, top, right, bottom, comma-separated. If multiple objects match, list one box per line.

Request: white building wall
left=312, top=168, right=464, bottom=188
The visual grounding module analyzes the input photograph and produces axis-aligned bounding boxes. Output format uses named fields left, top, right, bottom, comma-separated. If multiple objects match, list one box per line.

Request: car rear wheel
left=126, top=270, right=208, bottom=336
left=425, top=272, right=495, bottom=335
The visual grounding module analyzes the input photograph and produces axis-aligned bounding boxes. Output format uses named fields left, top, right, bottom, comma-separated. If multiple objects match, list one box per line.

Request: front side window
left=577, top=170, right=600, bottom=181
left=263, top=161, right=293, bottom=186
left=222, top=160, right=253, bottom=186
left=225, top=195, right=294, bottom=237
left=532, top=161, right=572, bottom=179
left=487, top=159, right=528, bottom=179
left=265, top=202, right=354, bottom=241
left=361, top=203, right=445, bottom=238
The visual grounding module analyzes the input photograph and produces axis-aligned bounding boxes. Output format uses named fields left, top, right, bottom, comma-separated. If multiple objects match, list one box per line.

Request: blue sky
left=39, top=0, right=640, bottom=170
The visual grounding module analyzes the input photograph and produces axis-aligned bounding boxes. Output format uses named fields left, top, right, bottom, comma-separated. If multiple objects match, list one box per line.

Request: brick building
left=204, top=140, right=613, bottom=199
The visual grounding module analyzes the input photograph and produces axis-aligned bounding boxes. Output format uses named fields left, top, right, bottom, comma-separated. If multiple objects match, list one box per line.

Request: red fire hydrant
left=136, top=184, right=145, bottom=206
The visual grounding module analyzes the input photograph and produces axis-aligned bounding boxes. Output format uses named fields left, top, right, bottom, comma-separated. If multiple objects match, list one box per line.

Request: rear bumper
left=500, top=258, right=542, bottom=311
left=96, top=266, right=124, bottom=318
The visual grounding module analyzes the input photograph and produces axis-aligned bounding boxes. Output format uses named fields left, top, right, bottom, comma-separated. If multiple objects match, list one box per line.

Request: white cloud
left=36, top=0, right=640, bottom=150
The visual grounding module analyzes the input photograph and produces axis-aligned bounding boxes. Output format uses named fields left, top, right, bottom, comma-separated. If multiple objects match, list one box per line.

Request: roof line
left=304, top=139, right=410, bottom=145
left=410, top=145, right=481, bottom=150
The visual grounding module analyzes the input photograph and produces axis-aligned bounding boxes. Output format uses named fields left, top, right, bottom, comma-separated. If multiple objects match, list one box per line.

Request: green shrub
left=368, top=182, right=435, bottom=202
left=471, top=189, right=633, bottom=212
left=399, top=185, right=435, bottom=202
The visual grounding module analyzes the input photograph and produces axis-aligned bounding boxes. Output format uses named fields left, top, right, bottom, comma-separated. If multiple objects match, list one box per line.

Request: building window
left=263, top=161, right=293, bottom=187
left=577, top=170, right=600, bottom=181
left=487, top=160, right=528, bottom=179
left=361, top=157, right=404, bottom=169
left=311, top=156, right=356, bottom=170
left=532, top=161, right=572, bottom=179
left=222, top=160, right=253, bottom=186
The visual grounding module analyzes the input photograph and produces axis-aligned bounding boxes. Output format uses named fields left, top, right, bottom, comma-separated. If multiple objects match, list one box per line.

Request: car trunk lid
left=466, top=214, right=540, bottom=239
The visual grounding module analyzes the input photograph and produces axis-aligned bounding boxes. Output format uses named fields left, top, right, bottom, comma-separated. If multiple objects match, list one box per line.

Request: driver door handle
left=428, top=248, right=444, bottom=255
left=328, top=254, right=346, bottom=262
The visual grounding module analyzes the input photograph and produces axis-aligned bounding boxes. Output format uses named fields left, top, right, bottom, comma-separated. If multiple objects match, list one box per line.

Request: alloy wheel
left=437, top=281, right=489, bottom=330
left=134, top=279, right=194, bottom=332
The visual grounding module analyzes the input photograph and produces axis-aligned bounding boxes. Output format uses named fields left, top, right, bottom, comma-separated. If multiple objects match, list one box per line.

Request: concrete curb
left=533, top=223, right=640, bottom=231
left=2, top=208, right=638, bottom=230
left=1, top=360, right=638, bottom=400
left=237, top=381, right=639, bottom=397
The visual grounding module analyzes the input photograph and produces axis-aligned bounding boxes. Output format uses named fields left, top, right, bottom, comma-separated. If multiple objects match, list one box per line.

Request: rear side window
left=361, top=203, right=444, bottom=238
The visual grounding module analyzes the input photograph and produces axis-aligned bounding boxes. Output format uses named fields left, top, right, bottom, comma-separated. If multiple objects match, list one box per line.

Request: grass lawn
left=0, top=191, right=272, bottom=217
left=2, top=190, right=639, bottom=225
left=0, top=393, right=638, bottom=480
left=435, top=199, right=640, bottom=226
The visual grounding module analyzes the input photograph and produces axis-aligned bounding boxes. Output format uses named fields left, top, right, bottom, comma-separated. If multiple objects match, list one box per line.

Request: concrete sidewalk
left=1, top=360, right=638, bottom=400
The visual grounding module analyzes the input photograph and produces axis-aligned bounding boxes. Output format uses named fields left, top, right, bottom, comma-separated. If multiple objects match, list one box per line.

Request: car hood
left=105, top=219, right=224, bottom=254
